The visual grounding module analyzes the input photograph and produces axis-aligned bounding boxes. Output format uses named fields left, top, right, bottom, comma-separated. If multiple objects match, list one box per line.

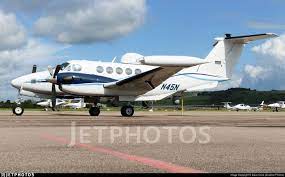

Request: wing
left=104, top=66, right=183, bottom=92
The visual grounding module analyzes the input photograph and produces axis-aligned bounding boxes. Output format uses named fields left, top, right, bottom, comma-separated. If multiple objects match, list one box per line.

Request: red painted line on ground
left=41, top=134, right=204, bottom=173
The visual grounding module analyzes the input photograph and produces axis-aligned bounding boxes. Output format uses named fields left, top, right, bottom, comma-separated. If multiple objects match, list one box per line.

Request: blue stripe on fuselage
left=55, top=72, right=228, bottom=86
left=173, top=73, right=229, bottom=82
left=57, top=72, right=117, bottom=84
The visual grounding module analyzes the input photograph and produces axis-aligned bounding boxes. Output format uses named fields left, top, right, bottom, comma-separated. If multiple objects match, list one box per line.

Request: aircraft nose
left=11, top=78, right=22, bottom=88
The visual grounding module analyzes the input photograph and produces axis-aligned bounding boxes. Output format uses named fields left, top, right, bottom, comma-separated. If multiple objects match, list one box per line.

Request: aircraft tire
left=89, top=106, right=100, bottom=116
left=13, top=106, right=24, bottom=116
left=121, top=106, right=134, bottom=117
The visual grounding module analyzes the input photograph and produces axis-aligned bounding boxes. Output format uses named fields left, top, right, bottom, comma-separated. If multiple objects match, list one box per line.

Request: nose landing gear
left=12, top=98, right=24, bottom=116
left=12, top=105, right=24, bottom=116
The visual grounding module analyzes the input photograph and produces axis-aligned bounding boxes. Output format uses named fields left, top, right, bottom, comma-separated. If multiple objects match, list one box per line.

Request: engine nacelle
left=19, top=89, right=37, bottom=97
left=141, top=56, right=207, bottom=67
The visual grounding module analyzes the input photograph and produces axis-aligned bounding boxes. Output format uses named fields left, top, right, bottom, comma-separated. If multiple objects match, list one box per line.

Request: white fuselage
left=11, top=60, right=226, bottom=101
left=225, top=103, right=252, bottom=111
left=267, top=102, right=285, bottom=109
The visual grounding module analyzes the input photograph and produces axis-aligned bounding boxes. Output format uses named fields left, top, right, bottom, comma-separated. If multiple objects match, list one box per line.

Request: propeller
left=47, top=65, right=61, bottom=111
left=47, top=65, right=53, bottom=76
left=51, top=84, right=56, bottom=111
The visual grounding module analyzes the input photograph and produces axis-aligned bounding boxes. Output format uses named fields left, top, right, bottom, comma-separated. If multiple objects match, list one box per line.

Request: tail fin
left=198, top=33, right=277, bottom=79
left=260, top=101, right=264, bottom=106
left=222, top=102, right=232, bottom=109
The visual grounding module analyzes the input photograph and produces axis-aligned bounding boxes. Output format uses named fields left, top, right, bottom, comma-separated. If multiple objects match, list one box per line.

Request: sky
left=0, top=0, right=285, bottom=100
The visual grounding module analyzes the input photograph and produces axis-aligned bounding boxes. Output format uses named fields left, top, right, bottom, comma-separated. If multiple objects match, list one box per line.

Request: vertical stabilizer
left=198, top=33, right=277, bottom=79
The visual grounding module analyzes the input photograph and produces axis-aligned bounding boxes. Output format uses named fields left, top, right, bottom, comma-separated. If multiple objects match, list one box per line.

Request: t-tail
left=222, top=102, right=232, bottom=109
left=197, top=33, right=277, bottom=79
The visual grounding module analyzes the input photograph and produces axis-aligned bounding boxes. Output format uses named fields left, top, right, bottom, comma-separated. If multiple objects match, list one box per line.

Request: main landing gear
left=88, top=105, right=135, bottom=117
left=89, top=106, right=100, bottom=116
left=273, top=107, right=279, bottom=112
left=121, top=105, right=134, bottom=117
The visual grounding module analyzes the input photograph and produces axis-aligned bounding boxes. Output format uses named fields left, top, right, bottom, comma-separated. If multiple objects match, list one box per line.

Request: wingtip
left=266, top=33, right=279, bottom=37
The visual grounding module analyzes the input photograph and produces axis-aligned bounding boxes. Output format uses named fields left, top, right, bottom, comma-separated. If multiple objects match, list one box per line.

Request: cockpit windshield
left=61, top=62, right=70, bottom=70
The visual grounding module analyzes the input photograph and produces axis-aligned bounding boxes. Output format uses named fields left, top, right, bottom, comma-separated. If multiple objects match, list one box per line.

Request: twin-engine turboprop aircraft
left=11, top=33, right=277, bottom=117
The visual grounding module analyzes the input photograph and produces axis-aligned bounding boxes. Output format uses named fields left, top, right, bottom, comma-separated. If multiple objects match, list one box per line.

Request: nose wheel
left=13, top=105, right=24, bottom=116
left=89, top=106, right=100, bottom=116
left=121, top=105, right=134, bottom=117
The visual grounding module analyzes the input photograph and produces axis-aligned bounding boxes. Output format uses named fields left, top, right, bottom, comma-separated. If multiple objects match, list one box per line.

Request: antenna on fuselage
left=112, top=56, right=117, bottom=63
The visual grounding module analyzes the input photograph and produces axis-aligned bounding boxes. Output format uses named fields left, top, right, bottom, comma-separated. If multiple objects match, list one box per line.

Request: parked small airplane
left=64, top=98, right=86, bottom=109
left=261, top=101, right=285, bottom=112
left=37, top=99, right=66, bottom=111
left=223, top=102, right=251, bottom=111
left=223, top=101, right=264, bottom=111
left=10, top=33, right=277, bottom=116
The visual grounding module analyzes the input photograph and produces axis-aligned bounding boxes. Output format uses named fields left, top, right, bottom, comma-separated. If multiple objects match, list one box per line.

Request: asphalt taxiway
left=0, top=111, right=284, bottom=173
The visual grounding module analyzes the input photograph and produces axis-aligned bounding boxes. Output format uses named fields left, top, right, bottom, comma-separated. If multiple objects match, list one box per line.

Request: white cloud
left=244, top=65, right=266, bottom=80
left=0, top=0, right=147, bottom=100
left=1, top=0, right=147, bottom=44
left=0, top=39, right=67, bottom=100
left=0, top=10, right=27, bottom=51
left=215, top=73, right=242, bottom=90
left=33, top=0, right=146, bottom=44
left=240, top=34, right=285, bottom=90
left=251, top=34, right=285, bottom=60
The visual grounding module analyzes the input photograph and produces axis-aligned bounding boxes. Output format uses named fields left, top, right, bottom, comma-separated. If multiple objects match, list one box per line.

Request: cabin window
left=72, top=64, right=82, bottom=71
left=106, top=67, right=113, bottom=74
left=125, top=68, right=132, bottom=75
left=135, top=69, right=142, bottom=74
left=116, top=67, right=123, bottom=74
left=215, top=61, right=222, bottom=65
left=96, top=66, right=104, bottom=73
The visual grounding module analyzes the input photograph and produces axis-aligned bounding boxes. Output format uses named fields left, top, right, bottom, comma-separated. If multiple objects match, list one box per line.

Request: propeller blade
left=58, top=83, right=63, bottom=91
left=47, top=64, right=62, bottom=111
left=32, top=65, right=37, bottom=73
left=47, top=65, right=53, bottom=76
left=47, top=65, right=61, bottom=84
left=53, top=65, right=62, bottom=78
left=51, top=84, right=56, bottom=111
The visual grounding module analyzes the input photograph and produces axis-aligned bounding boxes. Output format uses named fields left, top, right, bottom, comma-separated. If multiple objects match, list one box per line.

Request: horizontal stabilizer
left=223, top=33, right=278, bottom=43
